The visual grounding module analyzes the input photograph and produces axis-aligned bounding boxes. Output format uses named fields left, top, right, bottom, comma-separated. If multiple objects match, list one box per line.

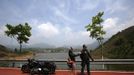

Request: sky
left=0, top=0, right=134, bottom=47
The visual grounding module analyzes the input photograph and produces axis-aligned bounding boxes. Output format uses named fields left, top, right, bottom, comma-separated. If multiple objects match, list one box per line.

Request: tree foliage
left=5, top=23, right=32, bottom=52
left=85, top=12, right=105, bottom=41
left=85, top=12, right=106, bottom=58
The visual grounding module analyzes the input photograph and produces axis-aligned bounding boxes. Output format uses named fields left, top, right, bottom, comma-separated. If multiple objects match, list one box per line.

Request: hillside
left=0, top=44, right=10, bottom=57
left=0, top=44, right=33, bottom=59
left=92, top=26, right=134, bottom=59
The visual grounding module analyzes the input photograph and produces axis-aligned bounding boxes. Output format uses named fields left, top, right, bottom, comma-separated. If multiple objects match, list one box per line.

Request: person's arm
left=69, top=50, right=76, bottom=57
left=86, top=50, right=94, bottom=61
left=74, top=53, right=80, bottom=57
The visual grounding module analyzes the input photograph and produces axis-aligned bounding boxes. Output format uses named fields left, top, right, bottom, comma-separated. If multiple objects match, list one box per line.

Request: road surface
left=0, top=67, right=134, bottom=75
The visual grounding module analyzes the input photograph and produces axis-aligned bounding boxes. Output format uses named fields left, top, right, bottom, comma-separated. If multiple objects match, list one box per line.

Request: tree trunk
left=98, top=39, right=104, bottom=69
left=20, top=43, right=22, bottom=53
left=97, top=39, right=103, bottom=59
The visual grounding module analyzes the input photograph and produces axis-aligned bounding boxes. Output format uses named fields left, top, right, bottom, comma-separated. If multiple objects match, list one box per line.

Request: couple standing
left=68, top=44, right=94, bottom=75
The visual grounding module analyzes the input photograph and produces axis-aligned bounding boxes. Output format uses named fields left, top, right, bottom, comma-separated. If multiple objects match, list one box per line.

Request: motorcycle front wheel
left=21, top=64, right=30, bottom=73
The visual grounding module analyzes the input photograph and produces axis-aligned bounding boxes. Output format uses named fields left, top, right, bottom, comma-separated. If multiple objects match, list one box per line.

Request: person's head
left=83, top=44, right=87, bottom=48
left=70, top=47, right=73, bottom=50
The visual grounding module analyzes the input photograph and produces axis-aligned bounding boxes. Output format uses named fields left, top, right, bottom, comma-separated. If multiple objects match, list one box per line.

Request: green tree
left=85, top=12, right=106, bottom=59
left=5, top=23, right=32, bottom=52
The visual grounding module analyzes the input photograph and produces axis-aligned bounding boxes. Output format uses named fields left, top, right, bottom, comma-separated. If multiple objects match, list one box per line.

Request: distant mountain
left=29, top=43, right=55, bottom=48
left=92, top=26, right=134, bottom=59
left=4, top=42, right=55, bottom=49
left=87, top=38, right=109, bottom=50
left=64, top=38, right=109, bottom=50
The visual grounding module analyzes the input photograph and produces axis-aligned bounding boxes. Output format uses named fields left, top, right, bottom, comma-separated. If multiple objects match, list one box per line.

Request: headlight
left=38, top=68, right=41, bottom=71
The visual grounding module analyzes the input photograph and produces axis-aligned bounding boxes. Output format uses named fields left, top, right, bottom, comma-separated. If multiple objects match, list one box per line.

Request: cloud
left=0, top=25, right=18, bottom=45
left=122, top=18, right=134, bottom=29
left=103, top=18, right=119, bottom=30
left=37, top=22, right=60, bottom=38
left=22, top=17, right=134, bottom=47
left=102, top=17, right=134, bottom=38
left=102, top=17, right=121, bottom=38
left=105, top=0, right=127, bottom=14
left=28, top=23, right=93, bottom=47
left=60, top=26, right=93, bottom=46
left=1, top=0, right=134, bottom=47
left=53, top=7, right=77, bottom=24
left=0, top=25, right=8, bottom=36
left=62, top=26, right=72, bottom=34
left=76, top=0, right=100, bottom=11
left=28, top=21, right=60, bottom=45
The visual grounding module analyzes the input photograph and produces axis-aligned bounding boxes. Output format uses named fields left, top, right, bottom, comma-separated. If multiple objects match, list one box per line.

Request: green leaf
left=4, top=23, right=32, bottom=52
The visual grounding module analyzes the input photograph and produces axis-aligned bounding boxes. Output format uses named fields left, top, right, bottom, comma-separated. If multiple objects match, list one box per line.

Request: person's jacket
left=68, top=50, right=78, bottom=62
left=80, top=48, right=93, bottom=62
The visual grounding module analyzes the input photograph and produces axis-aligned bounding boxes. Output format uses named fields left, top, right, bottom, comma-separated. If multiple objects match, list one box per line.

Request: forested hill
left=92, top=26, right=134, bottom=59
left=0, top=44, right=10, bottom=57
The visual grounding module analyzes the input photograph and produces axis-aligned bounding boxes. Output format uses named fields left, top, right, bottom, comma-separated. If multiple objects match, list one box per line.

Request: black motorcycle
left=21, top=59, right=56, bottom=75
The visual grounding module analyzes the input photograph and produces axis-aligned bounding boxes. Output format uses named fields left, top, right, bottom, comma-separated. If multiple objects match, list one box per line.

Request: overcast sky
left=0, top=0, right=134, bottom=47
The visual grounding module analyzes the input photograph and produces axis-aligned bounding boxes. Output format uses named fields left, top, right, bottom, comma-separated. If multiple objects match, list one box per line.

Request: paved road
left=0, top=67, right=134, bottom=75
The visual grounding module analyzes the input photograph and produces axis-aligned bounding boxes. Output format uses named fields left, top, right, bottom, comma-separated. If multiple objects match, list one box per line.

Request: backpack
left=80, top=50, right=89, bottom=61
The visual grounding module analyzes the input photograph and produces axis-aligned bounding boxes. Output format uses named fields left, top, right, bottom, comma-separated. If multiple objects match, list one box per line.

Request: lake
left=33, top=52, right=104, bottom=70
left=0, top=52, right=105, bottom=70
left=34, top=52, right=80, bottom=60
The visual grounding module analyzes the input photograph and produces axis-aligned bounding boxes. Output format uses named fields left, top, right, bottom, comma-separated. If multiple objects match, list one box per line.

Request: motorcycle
left=21, top=59, right=56, bottom=75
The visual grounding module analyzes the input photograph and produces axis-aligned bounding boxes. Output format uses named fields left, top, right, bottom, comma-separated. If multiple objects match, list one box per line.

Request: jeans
left=81, top=61, right=90, bottom=75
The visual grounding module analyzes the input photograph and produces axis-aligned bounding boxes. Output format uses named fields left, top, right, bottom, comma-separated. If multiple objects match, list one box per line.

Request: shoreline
left=0, top=52, right=33, bottom=60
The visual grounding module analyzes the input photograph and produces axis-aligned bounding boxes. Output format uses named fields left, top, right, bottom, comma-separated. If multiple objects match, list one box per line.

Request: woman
left=68, top=47, right=79, bottom=75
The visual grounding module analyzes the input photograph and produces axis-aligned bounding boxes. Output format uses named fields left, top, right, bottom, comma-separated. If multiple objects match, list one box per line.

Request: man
left=80, top=44, right=94, bottom=75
